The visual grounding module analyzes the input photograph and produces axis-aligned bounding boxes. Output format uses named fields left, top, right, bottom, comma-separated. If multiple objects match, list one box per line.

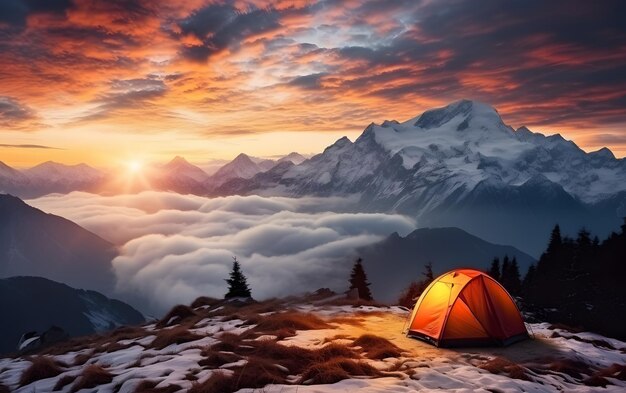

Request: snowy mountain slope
left=0, top=276, right=145, bottom=355
left=359, top=227, right=536, bottom=302
left=24, top=161, right=104, bottom=184
left=0, top=161, right=105, bottom=198
left=212, top=100, right=626, bottom=256
left=0, top=161, right=30, bottom=195
left=145, top=156, right=210, bottom=194
left=278, top=152, right=307, bottom=165
left=1, top=299, right=624, bottom=392
left=209, top=153, right=277, bottom=187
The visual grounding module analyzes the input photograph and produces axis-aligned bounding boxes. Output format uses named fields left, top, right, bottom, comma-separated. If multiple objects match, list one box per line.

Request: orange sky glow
left=1, top=0, right=625, bottom=168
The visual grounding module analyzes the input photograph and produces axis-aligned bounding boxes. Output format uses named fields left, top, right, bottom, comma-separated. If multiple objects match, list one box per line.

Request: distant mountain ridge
left=0, top=152, right=307, bottom=198
left=358, top=227, right=536, bottom=302
left=0, top=276, right=145, bottom=354
left=0, top=194, right=117, bottom=294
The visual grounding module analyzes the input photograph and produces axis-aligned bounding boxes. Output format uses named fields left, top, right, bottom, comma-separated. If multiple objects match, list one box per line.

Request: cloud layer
left=29, top=192, right=415, bottom=314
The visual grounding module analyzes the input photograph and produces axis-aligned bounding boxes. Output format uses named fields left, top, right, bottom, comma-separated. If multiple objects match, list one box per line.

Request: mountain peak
left=168, top=156, right=189, bottom=165
left=411, top=99, right=502, bottom=130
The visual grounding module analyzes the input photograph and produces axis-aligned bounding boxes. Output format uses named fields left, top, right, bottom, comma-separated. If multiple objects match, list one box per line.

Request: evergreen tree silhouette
left=224, top=257, right=251, bottom=299
left=521, top=264, right=536, bottom=296
left=349, top=257, right=373, bottom=301
left=423, top=262, right=434, bottom=282
left=502, top=257, right=521, bottom=295
left=488, top=257, right=501, bottom=281
left=501, top=255, right=510, bottom=285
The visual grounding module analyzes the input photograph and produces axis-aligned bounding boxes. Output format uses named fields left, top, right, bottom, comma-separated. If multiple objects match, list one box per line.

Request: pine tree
left=521, top=264, right=536, bottom=296
left=349, top=257, right=373, bottom=301
left=547, top=224, right=562, bottom=254
left=501, top=255, right=510, bottom=285
left=488, top=257, right=501, bottom=281
left=423, top=262, right=434, bottom=282
left=507, top=257, right=522, bottom=295
left=224, top=257, right=251, bottom=299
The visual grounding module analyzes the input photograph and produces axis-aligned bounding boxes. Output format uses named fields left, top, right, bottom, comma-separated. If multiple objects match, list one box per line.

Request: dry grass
left=71, top=364, right=114, bottom=392
left=582, top=363, right=626, bottom=387
left=149, top=326, right=202, bottom=350
left=351, top=334, right=403, bottom=359
left=190, top=357, right=288, bottom=393
left=73, top=351, right=94, bottom=366
left=479, top=357, right=530, bottom=381
left=298, top=357, right=380, bottom=384
left=198, top=348, right=241, bottom=368
left=188, top=372, right=232, bottom=393
left=250, top=311, right=331, bottom=339
left=317, top=297, right=388, bottom=308
left=19, top=356, right=64, bottom=386
left=191, top=296, right=221, bottom=309
left=133, top=379, right=182, bottom=393
left=530, top=357, right=593, bottom=379
left=53, top=374, right=77, bottom=391
left=157, top=305, right=197, bottom=328
left=210, top=332, right=243, bottom=352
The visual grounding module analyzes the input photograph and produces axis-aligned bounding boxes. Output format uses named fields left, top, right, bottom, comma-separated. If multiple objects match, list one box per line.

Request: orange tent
left=406, top=269, right=528, bottom=347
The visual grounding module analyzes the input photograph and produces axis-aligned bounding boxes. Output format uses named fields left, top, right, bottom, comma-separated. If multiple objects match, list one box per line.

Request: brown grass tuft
left=190, top=357, right=287, bottom=393
left=191, top=296, right=221, bottom=309
left=198, top=348, right=241, bottom=369
left=299, top=357, right=380, bottom=384
left=351, top=334, right=403, bottom=359
left=19, top=356, right=64, bottom=386
left=595, top=363, right=626, bottom=381
left=149, top=326, right=202, bottom=350
left=188, top=372, right=233, bottom=393
left=133, top=379, right=182, bottom=393
left=532, top=358, right=593, bottom=379
left=210, top=332, right=242, bottom=352
left=71, top=364, right=114, bottom=392
left=479, top=357, right=530, bottom=381
left=584, top=375, right=610, bottom=387
left=157, top=305, right=197, bottom=328
left=252, top=311, right=331, bottom=337
left=53, top=374, right=77, bottom=391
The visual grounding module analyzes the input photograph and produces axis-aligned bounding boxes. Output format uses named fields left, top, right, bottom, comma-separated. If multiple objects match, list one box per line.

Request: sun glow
left=128, top=160, right=143, bottom=174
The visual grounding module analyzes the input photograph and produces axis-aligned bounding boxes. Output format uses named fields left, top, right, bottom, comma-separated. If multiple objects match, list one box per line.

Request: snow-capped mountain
left=146, top=156, right=210, bottom=194
left=24, top=161, right=104, bottom=184
left=0, top=276, right=144, bottom=354
left=0, top=161, right=29, bottom=194
left=212, top=100, right=626, bottom=256
left=157, top=156, right=209, bottom=183
left=278, top=152, right=307, bottom=165
left=209, top=153, right=276, bottom=186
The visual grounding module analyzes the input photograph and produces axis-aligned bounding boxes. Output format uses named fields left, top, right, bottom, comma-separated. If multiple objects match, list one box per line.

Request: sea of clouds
left=29, top=192, right=415, bottom=315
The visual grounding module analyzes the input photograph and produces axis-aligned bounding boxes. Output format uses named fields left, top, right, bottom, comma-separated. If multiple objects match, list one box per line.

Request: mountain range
left=3, top=100, right=625, bottom=255
left=0, top=276, right=144, bottom=354
left=0, top=152, right=307, bottom=197
left=212, top=100, right=626, bottom=256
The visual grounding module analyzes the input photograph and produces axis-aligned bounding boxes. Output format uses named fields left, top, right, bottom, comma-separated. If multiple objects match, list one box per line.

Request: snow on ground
left=1, top=301, right=625, bottom=393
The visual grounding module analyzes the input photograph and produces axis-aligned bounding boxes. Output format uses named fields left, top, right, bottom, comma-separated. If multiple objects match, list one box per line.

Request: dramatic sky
left=1, top=0, right=625, bottom=167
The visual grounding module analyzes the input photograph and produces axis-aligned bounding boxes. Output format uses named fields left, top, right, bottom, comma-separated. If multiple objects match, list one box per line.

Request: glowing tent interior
left=405, top=269, right=529, bottom=347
